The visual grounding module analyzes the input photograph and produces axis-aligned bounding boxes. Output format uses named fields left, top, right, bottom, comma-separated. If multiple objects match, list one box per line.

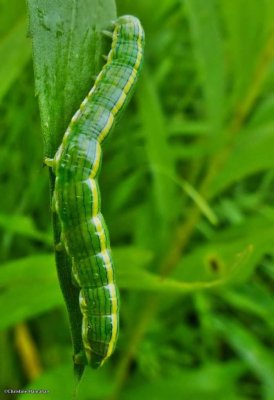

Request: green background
left=1, top=0, right=274, bottom=399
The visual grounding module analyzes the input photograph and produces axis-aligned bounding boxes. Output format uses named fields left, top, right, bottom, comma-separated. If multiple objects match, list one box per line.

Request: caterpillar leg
left=51, top=190, right=57, bottom=213
left=55, top=228, right=65, bottom=252
left=44, top=157, right=55, bottom=169
left=55, top=241, right=64, bottom=252
left=71, top=259, right=82, bottom=287
left=102, top=30, right=113, bottom=39
left=73, top=351, right=87, bottom=366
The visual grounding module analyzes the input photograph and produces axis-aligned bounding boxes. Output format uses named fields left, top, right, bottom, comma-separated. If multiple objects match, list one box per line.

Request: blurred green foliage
left=1, top=0, right=274, bottom=399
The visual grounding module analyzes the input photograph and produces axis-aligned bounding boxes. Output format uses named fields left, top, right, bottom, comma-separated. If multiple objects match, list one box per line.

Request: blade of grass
left=26, top=0, right=116, bottom=379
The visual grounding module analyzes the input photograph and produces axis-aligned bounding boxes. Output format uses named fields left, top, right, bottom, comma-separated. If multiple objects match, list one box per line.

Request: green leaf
left=213, top=317, right=274, bottom=398
left=0, top=254, right=62, bottom=329
left=0, top=213, right=52, bottom=245
left=138, top=68, right=178, bottom=238
left=18, top=362, right=114, bottom=400
left=0, top=246, right=230, bottom=331
left=220, top=284, right=274, bottom=328
left=26, top=0, right=116, bottom=379
left=122, top=362, right=244, bottom=400
left=0, top=248, right=152, bottom=330
left=117, top=248, right=227, bottom=294
left=210, top=123, right=274, bottom=196
left=185, top=0, right=225, bottom=139
left=220, top=0, right=269, bottom=109
left=152, top=164, right=218, bottom=225
left=0, top=17, right=31, bottom=102
left=173, top=215, right=274, bottom=284
left=27, top=0, right=116, bottom=156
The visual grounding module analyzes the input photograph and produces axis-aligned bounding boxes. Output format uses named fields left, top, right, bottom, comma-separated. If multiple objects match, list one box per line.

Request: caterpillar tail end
left=74, top=350, right=105, bottom=369
left=89, top=354, right=106, bottom=369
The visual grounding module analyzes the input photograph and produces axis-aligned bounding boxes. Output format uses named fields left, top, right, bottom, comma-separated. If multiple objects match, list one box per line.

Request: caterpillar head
left=115, top=15, right=145, bottom=46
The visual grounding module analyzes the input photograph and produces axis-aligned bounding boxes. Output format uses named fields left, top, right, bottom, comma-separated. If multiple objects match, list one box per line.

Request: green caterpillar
left=45, top=15, right=145, bottom=368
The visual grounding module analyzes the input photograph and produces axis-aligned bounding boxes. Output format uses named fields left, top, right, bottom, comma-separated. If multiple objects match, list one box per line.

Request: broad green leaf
left=27, top=0, right=116, bottom=156
left=27, top=0, right=116, bottom=378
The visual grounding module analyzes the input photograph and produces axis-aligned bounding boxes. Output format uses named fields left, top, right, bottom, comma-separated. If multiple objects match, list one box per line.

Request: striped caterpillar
left=45, top=15, right=145, bottom=368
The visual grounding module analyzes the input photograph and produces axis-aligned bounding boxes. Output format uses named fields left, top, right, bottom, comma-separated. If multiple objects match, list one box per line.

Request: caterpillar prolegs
left=45, top=15, right=145, bottom=368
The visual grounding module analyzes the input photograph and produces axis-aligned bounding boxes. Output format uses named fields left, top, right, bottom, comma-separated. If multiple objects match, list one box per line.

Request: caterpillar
left=45, top=15, right=145, bottom=368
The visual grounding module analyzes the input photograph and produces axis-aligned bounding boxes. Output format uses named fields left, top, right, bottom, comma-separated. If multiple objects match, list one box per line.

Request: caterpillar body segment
left=49, top=15, right=144, bottom=368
